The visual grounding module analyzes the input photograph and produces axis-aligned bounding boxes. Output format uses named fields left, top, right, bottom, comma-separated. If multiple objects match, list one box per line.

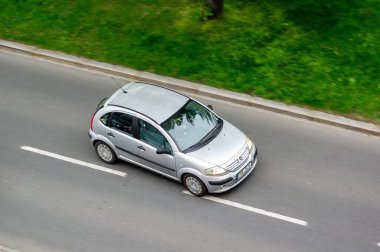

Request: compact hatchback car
left=89, top=82, right=258, bottom=196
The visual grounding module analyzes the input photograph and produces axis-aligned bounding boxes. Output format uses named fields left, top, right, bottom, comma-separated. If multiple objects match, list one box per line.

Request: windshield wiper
left=184, top=118, right=223, bottom=153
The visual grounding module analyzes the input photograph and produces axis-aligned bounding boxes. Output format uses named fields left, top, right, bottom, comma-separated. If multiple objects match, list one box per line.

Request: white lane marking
left=183, top=190, right=308, bottom=226
left=0, top=245, right=20, bottom=252
left=377, top=242, right=380, bottom=247
left=20, top=146, right=126, bottom=177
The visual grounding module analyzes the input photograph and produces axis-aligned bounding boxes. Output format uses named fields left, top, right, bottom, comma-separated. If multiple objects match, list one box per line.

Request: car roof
left=108, top=82, right=189, bottom=124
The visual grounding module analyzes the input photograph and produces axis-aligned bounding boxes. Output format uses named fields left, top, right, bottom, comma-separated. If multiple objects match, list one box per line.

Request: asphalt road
left=0, top=50, right=379, bottom=252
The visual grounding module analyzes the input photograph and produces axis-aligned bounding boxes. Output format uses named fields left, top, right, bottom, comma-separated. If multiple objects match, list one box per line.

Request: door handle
left=107, top=132, right=115, bottom=137
left=138, top=146, right=146, bottom=151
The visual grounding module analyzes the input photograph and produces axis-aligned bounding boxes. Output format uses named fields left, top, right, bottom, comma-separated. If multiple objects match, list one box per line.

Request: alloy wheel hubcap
left=186, top=177, right=202, bottom=195
left=97, top=144, right=113, bottom=161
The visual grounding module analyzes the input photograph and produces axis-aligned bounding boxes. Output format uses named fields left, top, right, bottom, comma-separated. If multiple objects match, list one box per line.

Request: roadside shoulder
left=1, top=39, right=379, bottom=136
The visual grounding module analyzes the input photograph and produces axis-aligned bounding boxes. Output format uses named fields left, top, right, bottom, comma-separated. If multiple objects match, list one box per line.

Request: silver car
left=89, top=82, right=258, bottom=196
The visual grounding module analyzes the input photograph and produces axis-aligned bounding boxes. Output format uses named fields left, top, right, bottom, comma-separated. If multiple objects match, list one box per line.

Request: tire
left=95, top=141, right=117, bottom=164
left=183, top=174, right=207, bottom=197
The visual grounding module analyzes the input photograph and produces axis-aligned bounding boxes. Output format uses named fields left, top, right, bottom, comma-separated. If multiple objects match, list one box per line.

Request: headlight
left=205, top=167, right=229, bottom=176
left=246, top=137, right=254, bottom=152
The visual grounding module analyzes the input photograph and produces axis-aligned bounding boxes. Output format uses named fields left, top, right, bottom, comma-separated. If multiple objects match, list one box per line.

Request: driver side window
left=138, top=119, right=172, bottom=154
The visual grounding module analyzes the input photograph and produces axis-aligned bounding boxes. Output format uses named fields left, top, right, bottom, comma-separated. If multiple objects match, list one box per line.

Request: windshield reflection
left=161, top=100, right=219, bottom=151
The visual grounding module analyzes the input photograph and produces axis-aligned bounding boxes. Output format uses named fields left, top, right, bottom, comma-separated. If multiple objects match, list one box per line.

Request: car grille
left=226, top=147, right=250, bottom=172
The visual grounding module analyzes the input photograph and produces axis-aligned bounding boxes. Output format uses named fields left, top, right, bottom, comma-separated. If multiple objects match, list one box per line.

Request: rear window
left=96, top=97, right=108, bottom=111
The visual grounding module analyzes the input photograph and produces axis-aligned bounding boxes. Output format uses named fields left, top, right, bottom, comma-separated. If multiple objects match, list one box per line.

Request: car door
left=106, top=112, right=140, bottom=164
left=136, top=119, right=176, bottom=178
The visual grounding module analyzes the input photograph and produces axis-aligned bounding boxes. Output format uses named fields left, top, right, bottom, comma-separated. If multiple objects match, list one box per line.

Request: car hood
left=186, top=120, right=246, bottom=166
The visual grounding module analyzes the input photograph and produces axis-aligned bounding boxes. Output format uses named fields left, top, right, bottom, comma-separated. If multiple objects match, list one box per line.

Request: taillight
left=90, top=114, right=95, bottom=130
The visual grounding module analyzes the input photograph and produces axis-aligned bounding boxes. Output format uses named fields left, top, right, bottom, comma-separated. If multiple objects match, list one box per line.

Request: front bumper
left=205, top=147, right=258, bottom=193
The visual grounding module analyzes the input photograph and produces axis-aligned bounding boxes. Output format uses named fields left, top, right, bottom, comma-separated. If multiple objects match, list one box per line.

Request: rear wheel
left=95, top=141, right=117, bottom=164
left=183, top=174, right=207, bottom=197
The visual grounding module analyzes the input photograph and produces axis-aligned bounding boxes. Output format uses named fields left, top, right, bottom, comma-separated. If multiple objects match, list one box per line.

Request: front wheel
left=183, top=174, right=207, bottom=197
left=95, top=141, right=117, bottom=164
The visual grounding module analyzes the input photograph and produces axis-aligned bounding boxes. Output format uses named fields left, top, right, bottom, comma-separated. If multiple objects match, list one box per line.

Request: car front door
left=136, top=119, right=176, bottom=178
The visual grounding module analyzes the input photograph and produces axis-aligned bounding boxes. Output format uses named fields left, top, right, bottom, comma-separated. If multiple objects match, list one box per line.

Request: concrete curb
left=1, top=39, right=379, bottom=136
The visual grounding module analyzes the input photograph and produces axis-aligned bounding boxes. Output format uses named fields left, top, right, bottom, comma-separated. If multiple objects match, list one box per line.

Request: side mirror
left=156, top=148, right=171, bottom=155
left=207, top=104, right=214, bottom=111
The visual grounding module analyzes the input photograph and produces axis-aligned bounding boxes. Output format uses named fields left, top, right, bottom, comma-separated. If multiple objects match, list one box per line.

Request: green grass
left=1, top=0, right=379, bottom=122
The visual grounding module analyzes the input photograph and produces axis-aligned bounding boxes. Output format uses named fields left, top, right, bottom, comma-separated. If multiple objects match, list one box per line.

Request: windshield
left=161, top=100, right=222, bottom=152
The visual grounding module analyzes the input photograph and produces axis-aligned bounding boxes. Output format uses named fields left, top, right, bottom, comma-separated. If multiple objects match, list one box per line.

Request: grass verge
left=0, top=0, right=379, bottom=122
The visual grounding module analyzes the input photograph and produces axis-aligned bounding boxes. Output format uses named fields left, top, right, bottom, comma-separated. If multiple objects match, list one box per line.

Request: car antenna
left=112, top=77, right=128, bottom=93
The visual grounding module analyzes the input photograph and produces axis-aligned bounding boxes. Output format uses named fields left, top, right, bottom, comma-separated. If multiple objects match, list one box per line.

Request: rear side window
left=111, top=112, right=133, bottom=136
left=100, top=113, right=110, bottom=125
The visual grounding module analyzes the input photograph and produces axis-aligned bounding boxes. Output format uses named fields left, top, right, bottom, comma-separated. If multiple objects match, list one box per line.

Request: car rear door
left=106, top=112, right=140, bottom=164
